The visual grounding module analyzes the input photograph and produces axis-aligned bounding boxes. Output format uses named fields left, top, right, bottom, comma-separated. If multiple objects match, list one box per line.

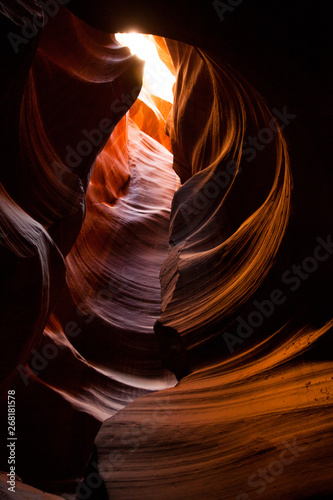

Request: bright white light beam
left=115, top=32, right=175, bottom=104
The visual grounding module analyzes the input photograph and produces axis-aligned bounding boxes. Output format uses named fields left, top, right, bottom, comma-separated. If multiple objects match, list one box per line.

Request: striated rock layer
left=92, top=37, right=333, bottom=500
left=0, top=1, right=332, bottom=499
left=0, top=2, right=177, bottom=491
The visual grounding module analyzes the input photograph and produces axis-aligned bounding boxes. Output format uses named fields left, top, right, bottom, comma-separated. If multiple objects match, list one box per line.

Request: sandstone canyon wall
left=0, top=1, right=332, bottom=499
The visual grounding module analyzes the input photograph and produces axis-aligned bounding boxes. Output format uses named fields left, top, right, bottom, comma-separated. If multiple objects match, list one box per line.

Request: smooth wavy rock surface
left=0, top=1, right=332, bottom=499
left=92, top=38, right=333, bottom=500
left=0, top=2, right=178, bottom=491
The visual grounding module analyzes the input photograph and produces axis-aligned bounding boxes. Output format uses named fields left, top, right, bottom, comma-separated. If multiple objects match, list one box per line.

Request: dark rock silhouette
left=0, top=1, right=332, bottom=498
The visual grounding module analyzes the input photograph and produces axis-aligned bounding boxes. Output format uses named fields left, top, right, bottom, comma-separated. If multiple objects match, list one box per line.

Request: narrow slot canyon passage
left=0, top=2, right=332, bottom=500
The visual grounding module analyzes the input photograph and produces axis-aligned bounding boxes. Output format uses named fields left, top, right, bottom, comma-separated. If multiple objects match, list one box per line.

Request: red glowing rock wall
left=0, top=1, right=332, bottom=498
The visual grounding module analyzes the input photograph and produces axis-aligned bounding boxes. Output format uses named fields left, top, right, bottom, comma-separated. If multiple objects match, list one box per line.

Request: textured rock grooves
left=0, top=1, right=332, bottom=499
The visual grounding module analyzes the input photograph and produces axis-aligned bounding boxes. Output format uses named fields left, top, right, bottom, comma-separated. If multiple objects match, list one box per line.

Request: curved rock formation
left=1, top=2, right=177, bottom=490
left=0, top=1, right=332, bottom=499
left=92, top=36, right=333, bottom=500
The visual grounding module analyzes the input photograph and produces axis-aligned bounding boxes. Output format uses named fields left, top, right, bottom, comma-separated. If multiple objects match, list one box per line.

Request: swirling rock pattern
left=0, top=2, right=177, bottom=491
left=0, top=1, right=332, bottom=499
left=93, top=37, right=333, bottom=500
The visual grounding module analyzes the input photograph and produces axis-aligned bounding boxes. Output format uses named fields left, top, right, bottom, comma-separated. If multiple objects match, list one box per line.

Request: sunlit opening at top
left=115, top=32, right=175, bottom=104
